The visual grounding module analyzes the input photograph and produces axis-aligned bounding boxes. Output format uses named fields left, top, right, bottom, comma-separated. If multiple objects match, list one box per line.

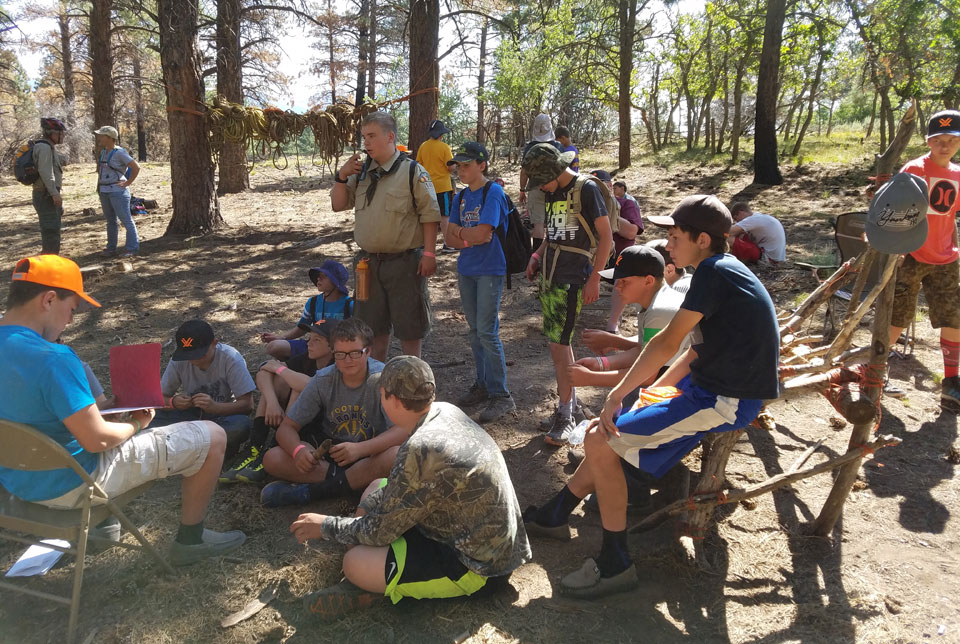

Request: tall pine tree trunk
left=367, top=0, right=376, bottom=99
left=753, top=0, right=786, bottom=185
left=617, top=0, right=636, bottom=168
left=89, top=0, right=114, bottom=158
left=159, top=0, right=222, bottom=235
left=477, top=19, right=487, bottom=145
left=132, top=55, right=147, bottom=161
left=355, top=0, right=369, bottom=110
left=216, top=0, right=247, bottom=194
left=408, top=0, right=438, bottom=154
left=58, top=2, right=79, bottom=162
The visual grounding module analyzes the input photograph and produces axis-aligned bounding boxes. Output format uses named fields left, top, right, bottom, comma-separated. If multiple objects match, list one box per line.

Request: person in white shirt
left=729, top=202, right=786, bottom=265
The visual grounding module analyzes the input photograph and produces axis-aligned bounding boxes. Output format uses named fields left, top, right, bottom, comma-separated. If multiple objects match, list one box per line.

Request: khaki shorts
left=526, top=188, right=546, bottom=226
left=354, top=250, right=432, bottom=340
left=891, top=255, right=960, bottom=329
left=39, top=421, right=214, bottom=510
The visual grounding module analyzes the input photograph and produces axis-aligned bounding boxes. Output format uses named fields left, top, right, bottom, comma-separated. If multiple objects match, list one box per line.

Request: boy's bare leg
left=181, top=422, right=228, bottom=525
left=583, top=428, right=627, bottom=531
left=549, top=342, right=576, bottom=405
left=262, top=446, right=330, bottom=482
left=344, top=446, right=400, bottom=491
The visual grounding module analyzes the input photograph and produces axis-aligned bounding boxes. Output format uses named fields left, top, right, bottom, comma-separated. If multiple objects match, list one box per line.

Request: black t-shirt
left=285, top=353, right=328, bottom=378
left=542, top=179, right=607, bottom=285
left=681, top=253, right=780, bottom=400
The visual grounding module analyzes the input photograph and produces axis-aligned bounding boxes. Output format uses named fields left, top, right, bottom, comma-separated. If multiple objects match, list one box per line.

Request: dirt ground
left=0, top=149, right=957, bottom=644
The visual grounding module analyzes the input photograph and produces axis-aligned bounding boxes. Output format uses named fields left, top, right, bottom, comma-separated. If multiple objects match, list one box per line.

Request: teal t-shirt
left=0, top=325, right=98, bottom=501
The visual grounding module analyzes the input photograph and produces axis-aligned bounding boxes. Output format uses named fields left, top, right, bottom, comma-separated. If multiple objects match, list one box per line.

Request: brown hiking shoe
left=303, top=580, right=384, bottom=621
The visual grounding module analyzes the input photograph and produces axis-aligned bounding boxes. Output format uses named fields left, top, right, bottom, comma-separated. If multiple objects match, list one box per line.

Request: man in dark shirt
left=524, top=195, right=779, bottom=599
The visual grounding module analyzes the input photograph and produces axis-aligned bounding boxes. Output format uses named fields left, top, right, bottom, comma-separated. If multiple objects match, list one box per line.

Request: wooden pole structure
left=809, top=253, right=897, bottom=536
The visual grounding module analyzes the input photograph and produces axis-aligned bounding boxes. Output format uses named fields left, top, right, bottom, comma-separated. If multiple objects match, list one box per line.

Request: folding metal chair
left=825, top=212, right=914, bottom=356
left=0, top=419, right=174, bottom=644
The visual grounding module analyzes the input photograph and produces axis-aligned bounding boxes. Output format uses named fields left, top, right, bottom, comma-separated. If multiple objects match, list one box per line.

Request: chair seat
left=0, top=484, right=153, bottom=540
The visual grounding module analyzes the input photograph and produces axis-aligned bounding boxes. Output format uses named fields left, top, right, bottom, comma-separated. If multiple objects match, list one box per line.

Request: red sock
left=941, top=338, right=960, bottom=378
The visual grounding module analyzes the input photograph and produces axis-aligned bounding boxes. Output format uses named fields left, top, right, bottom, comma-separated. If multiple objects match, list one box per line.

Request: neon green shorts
left=383, top=528, right=487, bottom=604
left=538, top=280, right=583, bottom=345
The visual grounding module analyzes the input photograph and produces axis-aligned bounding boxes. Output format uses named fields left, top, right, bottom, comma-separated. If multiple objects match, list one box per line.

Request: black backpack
left=12, top=139, right=50, bottom=186
left=454, top=181, right=533, bottom=288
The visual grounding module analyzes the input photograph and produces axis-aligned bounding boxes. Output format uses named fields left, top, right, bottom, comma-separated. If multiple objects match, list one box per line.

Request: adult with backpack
left=331, top=111, right=441, bottom=362
left=95, top=126, right=141, bottom=257
left=522, top=143, right=614, bottom=446
left=442, top=142, right=517, bottom=424
left=20, top=118, right=67, bottom=254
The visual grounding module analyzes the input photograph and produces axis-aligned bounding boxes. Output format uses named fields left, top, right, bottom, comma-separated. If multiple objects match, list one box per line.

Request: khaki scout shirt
left=346, top=149, right=441, bottom=253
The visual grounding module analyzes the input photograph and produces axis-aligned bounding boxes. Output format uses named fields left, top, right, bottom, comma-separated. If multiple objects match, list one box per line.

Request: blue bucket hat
left=308, top=260, right=349, bottom=295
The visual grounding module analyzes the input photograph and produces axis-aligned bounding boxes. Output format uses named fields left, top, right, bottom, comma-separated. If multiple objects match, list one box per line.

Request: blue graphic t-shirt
left=0, top=326, right=98, bottom=501
left=450, top=182, right=508, bottom=277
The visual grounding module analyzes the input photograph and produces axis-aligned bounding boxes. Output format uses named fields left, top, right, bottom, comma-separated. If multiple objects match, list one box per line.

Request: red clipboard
left=98, top=343, right=165, bottom=414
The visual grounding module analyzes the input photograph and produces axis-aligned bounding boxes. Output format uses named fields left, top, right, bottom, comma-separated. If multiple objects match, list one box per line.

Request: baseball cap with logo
left=598, top=245, right=665, bottom=282
left=865, top=172, right=929, bottom=254
left=381, top=355, right=436, bottom=402
left=591, top=169, right=613, bottom=183
left=647, top=195, right=734, bottom=239
left=11, top=255, right=100, bottom=309
left=93, top=125, right=119, bottom=140
left=297, top=319, right=339, bottom=337
left=449, top=141, right=489, bottom=165
left=521, top=143, right=576, bottom=191
left=926, top=109, right=960, bottom=139
left=172, top=319, right=215, bottom=361
left=531, top=113, right=555, bottom=143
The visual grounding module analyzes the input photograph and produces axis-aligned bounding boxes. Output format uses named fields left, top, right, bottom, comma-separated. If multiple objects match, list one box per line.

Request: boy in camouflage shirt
left=290, top=356, right=531, bottom=620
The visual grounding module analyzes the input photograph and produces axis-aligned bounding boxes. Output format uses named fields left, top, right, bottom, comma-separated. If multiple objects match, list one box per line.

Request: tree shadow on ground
left=864, top=406, right=957, bottom=534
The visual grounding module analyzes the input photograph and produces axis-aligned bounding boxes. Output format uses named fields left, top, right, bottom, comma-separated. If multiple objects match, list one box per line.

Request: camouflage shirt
left=320, top=402, right=531, bottom=577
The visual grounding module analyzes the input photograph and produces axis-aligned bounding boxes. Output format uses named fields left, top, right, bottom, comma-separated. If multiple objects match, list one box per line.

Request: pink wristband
left=463, top=239, right=470, bottom=247
left=423, top=251, right=436, bottom=258
left=276, top=365, right=287, bottom=374
left=601, top=356, right=610, bottom=369
left=292, top=444, right=307, bottom=459
left=532, top=252, right=541, bottom=262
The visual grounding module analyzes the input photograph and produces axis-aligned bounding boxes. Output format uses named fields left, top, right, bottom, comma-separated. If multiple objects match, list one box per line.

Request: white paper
left=5, top=539, right=70, bottom=577
left=98, top=405, right=155, bottom=416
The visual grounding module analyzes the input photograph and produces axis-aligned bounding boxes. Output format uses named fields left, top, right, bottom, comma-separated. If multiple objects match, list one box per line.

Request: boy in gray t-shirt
left=260, top=319, right=410, bottom=507
left=154, top=319, right=255, bottom=454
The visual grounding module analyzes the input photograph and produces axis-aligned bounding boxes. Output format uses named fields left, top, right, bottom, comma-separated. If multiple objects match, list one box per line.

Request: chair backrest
left=0, top=419, right=93, bottom=481
left=834, top=212, right=883, bottom=289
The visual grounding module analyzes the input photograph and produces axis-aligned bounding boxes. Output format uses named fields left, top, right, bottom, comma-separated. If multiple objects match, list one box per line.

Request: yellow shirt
left=346, top=150, right=442, bottom=253
left=416, top=138, right=454, bottom=194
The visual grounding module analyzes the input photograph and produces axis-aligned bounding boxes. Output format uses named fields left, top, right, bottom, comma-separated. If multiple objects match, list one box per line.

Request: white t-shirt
left=637, top=284, right=693, bottom=366
left=160, top=343, right=256, bottom=402
left=737, top=213, right=786, bottom=262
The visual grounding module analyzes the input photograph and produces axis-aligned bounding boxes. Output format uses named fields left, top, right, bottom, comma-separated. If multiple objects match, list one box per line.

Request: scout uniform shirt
left=345, top=149, right=442, bottom=253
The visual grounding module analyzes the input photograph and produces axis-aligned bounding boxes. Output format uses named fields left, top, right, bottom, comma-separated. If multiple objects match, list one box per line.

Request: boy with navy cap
left=524, top=195, right=779, bottom=600
left=888, top=109, right=960, bottom=410
left=261, top=260, right=353, bottom=360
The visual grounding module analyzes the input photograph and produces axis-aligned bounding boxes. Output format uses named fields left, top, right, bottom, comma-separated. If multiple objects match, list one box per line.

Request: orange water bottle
left=356, top=258, right=370, bottom=301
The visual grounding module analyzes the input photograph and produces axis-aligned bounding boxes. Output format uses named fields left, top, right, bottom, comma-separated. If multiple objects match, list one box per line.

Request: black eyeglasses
left=333, top=348, right=368, bottom=360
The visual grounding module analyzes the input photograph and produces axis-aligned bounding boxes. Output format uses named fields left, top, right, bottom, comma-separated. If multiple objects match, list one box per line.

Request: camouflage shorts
left=539, top=280, right=583, bottom=345
left=891, top=255, right=960, bottom=329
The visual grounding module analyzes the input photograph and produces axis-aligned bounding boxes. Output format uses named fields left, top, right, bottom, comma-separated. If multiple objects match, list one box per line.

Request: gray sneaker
left=169, top=528, right=246, bottom=566
left=559, top=557, right=638, bottom=599
left=539, top=404, right=585, bottom=431
left=457, top=383, right=489, bottom=407
left=544, top=412, right=576, bottom=446
left=479, top=395, right=516, bottom=423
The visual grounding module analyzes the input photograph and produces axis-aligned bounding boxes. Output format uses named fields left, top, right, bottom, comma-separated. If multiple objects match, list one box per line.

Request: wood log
left=629, top=434, right=901, bottom=534
left=840, top=249, right=874, bottom=324
left=811, top=253, right=897, bottom=536
left=783, top=334, right=824, bottom=350
left=787, top=438, right=825, bottom=474
left=779, top=255, right=860, bottom=335
left=780, top=345, right=870, bottom=381
left=824, top=253, right=897, bottom=363
left=826, top=385, right=877, bottom=424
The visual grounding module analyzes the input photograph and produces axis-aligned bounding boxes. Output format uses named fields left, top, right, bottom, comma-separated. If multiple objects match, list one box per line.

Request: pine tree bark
left=408, top=0, right=439, bottom=154
left=159, top=0, right=222, bottom=235
left=617, top=0, right=636, bottom=169
left=477, top=19, right=487, bottom=145
left=58, top=1, right=79, bottom=162
left=216, top=0, right=247, bottom=194
left=89, top=0, right=115, bottom=157
left=367, top=0, right=376, bottom=99
left=753, top=0, right=786, bottom=184
left=132, top=55, right=147, bottom=161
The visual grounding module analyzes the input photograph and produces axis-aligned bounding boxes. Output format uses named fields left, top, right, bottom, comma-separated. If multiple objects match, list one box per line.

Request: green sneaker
left=220, top=445, right=262, bottom=484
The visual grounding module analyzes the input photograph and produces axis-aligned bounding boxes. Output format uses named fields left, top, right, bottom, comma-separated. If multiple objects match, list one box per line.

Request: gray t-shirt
left=160, top=343, right=255, bottom=402
left=81, top=361, right=104, bottom=399
left=287, top=358, right=389, bottom=443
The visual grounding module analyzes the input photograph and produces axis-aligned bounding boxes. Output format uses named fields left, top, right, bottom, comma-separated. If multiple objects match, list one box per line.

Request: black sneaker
left=942, top=376, right=960, bottom=412
left=457, top=383, right=489, bottom=407
left=441, top=244, right=459, bottom=254
left=539, top=404, right=585, bottom=432
left=220, top=445, right=263, bottom=484
left=479, top=395, right=516, bottom=423
left=544, top=413, right=576, bottom=447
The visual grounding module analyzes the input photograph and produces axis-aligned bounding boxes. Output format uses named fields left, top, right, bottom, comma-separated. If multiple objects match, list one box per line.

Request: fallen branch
left=629, top=434, right=901, bottom=533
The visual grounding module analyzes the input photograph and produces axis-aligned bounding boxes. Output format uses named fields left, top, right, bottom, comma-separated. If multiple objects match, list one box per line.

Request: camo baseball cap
left=381, top=355, right=436, bottom=401
left=521, top=143, right=576, bottom=191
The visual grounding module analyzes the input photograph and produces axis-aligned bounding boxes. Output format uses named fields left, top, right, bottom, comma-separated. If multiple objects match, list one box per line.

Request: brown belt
left=367, top=248, right=420, bottom=261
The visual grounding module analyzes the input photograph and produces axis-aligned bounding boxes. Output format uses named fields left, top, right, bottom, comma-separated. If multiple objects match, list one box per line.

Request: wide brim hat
left=308, top=261, right=350, bottom=295
left=427, top=119, right=451, bottom=138
left=865, top=172, right=929, bottom=254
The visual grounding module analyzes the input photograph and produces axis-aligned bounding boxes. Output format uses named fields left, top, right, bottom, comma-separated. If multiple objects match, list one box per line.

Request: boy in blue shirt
left=443, top=142, right=516, bottom=423
left=0, top=255, right=245, bottom=565
left=523, top=196, right=779, bottom=599
left=261, top=260, right=353, bottom=359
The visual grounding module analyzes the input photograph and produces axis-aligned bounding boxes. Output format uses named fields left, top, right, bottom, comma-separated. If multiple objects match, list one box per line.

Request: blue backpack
left=12, top=140, right=51, bottom=186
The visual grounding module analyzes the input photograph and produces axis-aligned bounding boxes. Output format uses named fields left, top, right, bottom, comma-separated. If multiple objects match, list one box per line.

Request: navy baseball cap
left=297, top=319, right=339, bottom=336
left=449, top=141, right=489, bottom=165
left=598, top=245, right=665, bottom=282
left=927, top=110, right=960, bottom=138
left=173, top=319, right=215, bottom=361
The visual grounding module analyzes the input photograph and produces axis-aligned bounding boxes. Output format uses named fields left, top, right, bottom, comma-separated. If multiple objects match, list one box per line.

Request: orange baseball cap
left=11, top=255, right=101, bottom=308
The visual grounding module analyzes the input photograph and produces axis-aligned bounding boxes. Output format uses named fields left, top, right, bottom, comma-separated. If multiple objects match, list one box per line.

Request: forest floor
left=0, top=142, right=957, bottom=644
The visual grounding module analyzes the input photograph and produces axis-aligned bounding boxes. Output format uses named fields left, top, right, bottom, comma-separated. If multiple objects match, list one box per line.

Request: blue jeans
left=458, top=273, right=509, bottom=397
left=152, top=408, right=251, bottom=456
left=100, top=188, right=139, bottom=253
